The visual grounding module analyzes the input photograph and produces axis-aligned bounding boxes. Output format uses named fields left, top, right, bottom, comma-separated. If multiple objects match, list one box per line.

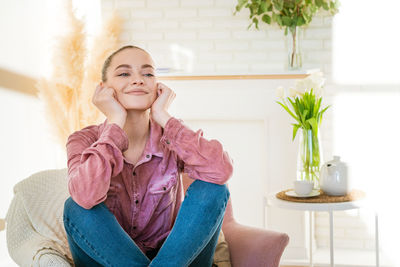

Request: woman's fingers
left=156, top=82, right=175, bottom=110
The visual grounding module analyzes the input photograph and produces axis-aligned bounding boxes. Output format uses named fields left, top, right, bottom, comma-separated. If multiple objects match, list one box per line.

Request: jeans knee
left=192, top=180, right=230, bottom=207
left=63, top=196, right=87, bottom=224
left=213, top=183, right=230, bottom=201
left=64, top=197, right=78, bottom=216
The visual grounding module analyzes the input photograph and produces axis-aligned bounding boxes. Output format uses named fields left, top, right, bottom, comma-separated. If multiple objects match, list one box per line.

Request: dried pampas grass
left=36, top=0, right=122, bottom=150
left=79, top=11, right=123, bottom=128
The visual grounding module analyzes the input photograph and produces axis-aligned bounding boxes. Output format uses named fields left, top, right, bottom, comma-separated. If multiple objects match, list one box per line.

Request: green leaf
left=273, top=0, right=284, bottom=11
left=235, top=0, right=248, bottom=12
left=288, top=98, right=299, bottom=116
left=307, top=117, right=318, bottom=135
left=249, top=3, right=259, bottom=15
left=297, top=16, right=305, bottom=26
left=322, top=1, right=329, bottom=10
left=301, top=109, right=309, bottom=124
left=286, top=1, right=295, bottom=10
left=276, top=14, right=283, bottom=26
left=262, top=14, right=271, bottom=24
left=276, top=101, right=300, bottom=122
left=292, top=123, right=301, bottom=141
left=295, top=98, right=304, bottom=117
left=252, top=17, right=259, bottom=29
left=318, top=105, right=330, bottom=123
left=258, top=1, right=267, bottom=14
left=315, top=97, right=322, bottom=113
left=282, top=16, right=292, bottom=26
left=315, top=0, right=323, bottom=8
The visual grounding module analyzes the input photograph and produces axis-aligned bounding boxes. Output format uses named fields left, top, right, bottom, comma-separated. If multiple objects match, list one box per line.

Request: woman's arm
left=66, top=122, right=129, bottom=209
left=151, top=82, right=233, bottom=184
left=161, top=117, right=233, bottom=185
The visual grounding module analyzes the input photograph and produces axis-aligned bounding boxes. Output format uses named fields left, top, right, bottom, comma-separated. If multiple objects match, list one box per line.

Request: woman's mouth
left=126, top=90, right=148, bottom=95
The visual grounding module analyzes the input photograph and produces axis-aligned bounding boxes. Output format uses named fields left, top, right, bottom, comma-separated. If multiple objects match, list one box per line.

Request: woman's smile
left=125, top=90, right=148, bottom=95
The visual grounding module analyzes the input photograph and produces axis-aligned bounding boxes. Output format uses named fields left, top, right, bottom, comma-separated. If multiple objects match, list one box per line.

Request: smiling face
left=104, top=47, right=158, bottom=111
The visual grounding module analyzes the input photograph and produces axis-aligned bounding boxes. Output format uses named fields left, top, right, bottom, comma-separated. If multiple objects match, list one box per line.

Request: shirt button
left=133, top=226, right=137, bottom=230
left=163, top=186, right=167, bottom=191
left=146, top=154, right=150, bottom=158
left=135, top=200, right=139, bottom=204
left=133, top=171, right=136, bottom=176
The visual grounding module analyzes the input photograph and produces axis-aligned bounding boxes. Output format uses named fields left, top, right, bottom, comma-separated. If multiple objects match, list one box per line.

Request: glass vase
left=297, top=128, right=323, bottom=188
left=288, top=26, right=303, bottom=70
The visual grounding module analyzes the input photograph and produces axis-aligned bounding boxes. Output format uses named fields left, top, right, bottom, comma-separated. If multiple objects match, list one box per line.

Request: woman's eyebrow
left=114, top=64, right=131, bottom=71
left=141, top=64, right=154, bottom=69
left=114, top=64, right=154, bottom=71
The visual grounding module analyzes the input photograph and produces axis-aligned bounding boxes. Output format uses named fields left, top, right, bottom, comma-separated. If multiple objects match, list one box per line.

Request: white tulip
left=309, top=71, right=325, bottom=88
left=289, top=87, right=298, bottom=98
left=295, top=70, right=325, bottom=97
left=314, top=86, right=323, bottom=98
left=276, top=86, right=285, bottom=100
left=295, top=79, right=307, bottom=94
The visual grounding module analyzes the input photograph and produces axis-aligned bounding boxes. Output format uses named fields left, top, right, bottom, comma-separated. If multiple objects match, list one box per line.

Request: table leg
left=329, top=210, right=334, bottom=267
left=309, top=211, right=313, bottom=267
left=375, top=212, right=379, bottom=267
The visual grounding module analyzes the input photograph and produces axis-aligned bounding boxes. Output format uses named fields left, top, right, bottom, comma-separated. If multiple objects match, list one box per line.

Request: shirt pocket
left=148, top=172, right=178, bottom=214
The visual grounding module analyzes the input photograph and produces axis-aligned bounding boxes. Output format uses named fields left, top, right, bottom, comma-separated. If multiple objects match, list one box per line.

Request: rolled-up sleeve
left=66, top=123, right=129, bottom=209
left=160, top=117, right=233, bottom=185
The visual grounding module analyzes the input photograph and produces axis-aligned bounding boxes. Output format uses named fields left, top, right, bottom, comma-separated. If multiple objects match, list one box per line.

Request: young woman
left=63, top=45, right=233, bottom=267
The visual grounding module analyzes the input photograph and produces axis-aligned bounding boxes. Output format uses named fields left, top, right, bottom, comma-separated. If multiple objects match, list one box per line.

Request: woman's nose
left=130, top=74, right=144, bottom=85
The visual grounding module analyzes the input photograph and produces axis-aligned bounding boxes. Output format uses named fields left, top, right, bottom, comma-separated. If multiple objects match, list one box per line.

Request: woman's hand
left=150, top=82, right=175, bottom=128
left=92, top=82, right=127, bottom=128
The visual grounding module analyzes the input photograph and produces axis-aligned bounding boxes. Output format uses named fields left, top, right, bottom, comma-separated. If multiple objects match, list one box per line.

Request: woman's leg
left=189, top=218, right=223, bottom=267
left=65, top=230, right=103, bottom=267
left=63, top=197, right=151, bottom=267
left=149, top=179, right=230, bottom=267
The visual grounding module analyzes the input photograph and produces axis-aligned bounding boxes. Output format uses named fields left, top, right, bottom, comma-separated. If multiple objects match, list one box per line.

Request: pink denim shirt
left=66, top=117, right=233, bottom=255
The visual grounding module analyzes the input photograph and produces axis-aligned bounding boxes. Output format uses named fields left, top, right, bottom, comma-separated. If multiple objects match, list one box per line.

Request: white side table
left=264, top=193, right=379, bottom=267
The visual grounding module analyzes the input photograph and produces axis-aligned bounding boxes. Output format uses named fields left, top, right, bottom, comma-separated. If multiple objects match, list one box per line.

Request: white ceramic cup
left=294, top=180, right=314, bottom=196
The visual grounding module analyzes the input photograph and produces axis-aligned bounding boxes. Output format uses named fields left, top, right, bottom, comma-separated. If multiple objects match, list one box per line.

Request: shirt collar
left=146, top=117, right=164, bottom=158
left=100, top=117, right=164, bottom=158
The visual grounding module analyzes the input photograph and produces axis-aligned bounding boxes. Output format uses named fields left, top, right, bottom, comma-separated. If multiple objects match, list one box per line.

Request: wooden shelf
left=158, top=73, right=309, bottom=80
left=0, top=68, right=310, bottom=96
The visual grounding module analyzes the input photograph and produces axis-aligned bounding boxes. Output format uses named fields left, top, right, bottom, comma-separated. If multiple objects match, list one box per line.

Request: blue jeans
left=63, top=179, right=230, bottom=267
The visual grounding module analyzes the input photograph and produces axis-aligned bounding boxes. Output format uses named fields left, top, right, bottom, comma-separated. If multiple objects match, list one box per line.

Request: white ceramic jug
left=320, top=156, right=349, bottom=196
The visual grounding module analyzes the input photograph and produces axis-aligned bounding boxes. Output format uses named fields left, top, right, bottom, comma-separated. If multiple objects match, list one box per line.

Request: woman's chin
left=123, top=105, right=152, bottom=111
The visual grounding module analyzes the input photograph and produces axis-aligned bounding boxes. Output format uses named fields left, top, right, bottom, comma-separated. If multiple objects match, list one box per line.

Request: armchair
left=5, top=169, right=289, bottom=266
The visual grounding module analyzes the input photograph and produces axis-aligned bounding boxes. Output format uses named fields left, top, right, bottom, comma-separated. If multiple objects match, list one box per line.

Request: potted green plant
left=234, top=0, right=340, bottom=69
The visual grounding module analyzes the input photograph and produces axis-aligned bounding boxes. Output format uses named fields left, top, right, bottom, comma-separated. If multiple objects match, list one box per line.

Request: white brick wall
left=100, top=0, right=372, bottom=252
left=101, top=0, right=334, bottom=74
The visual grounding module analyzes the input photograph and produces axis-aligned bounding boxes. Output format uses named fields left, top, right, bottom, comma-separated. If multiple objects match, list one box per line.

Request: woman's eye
left=118, top=73, right=129, bottom=76
left=144, top=73, right=154, bottom=77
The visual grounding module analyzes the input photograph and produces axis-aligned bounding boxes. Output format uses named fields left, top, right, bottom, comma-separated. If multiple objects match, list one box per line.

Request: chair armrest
left=222, top=221, right=289, bottom=267
left=5, top=193, right=73, bottom=266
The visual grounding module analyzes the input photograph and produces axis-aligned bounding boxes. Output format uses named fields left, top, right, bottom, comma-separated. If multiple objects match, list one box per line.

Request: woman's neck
left=123, top=110, right=150, bottom=148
